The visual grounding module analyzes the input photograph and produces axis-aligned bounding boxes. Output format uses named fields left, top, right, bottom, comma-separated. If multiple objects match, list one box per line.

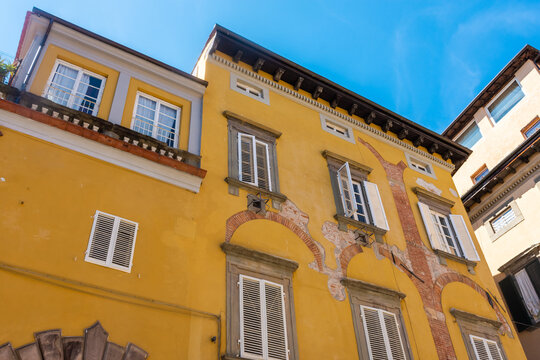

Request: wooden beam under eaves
left=331, top=94, right=342, bottom=109
left=294, top=77, right=304, bottom=91
left=348, top=103, right=358, bottom=116
left=312, top=86, right=323, bottom=100
left=365, top=111, right=376, bottom=125
left=273, top=68, right=285, bottom=82
left=253, top=58, right=265, bottom=72
left=233, top=50, right=243, bottom=63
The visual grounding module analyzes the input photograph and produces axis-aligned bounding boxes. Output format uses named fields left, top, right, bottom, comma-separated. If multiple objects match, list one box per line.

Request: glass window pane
left=74, top=74, right=102, bottom=114
left=45, top=64, right=78, bottom=106
left=488, top=81, right=525, bottom=122
left=456, top=122, right=482, bottom=148
left=525, top=121, right=540, bottom=138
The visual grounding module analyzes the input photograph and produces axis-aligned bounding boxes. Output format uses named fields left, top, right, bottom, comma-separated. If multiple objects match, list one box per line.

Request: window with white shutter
left=240, top=275, right=288, bottom=360
left=361, top=306, right=407, bottom=360
left=238, top=133, right=272, bottom=191
left=470, top=335, right=503, bottom=360
left=85, top=210, right=138, bottom=272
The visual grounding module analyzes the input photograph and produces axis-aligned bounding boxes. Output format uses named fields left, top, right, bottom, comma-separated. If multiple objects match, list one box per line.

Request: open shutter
left=418, top=202, right=448, bottom=252
left=255, top=140, right=272, bottom=191
left=361, top=306, right=387, bottom=360
left=111, top=219, right=138, bottom=271
left=240, top=276, right=264, bottom=358
left=238, top=133, right=255, bottom=185
left=449, top=215, right=480, bottom=261
left=525, top=260, right=540, bottom=298
left=265, top=282, right=288, bottom=360
left=382, top=311, right=406, bottom=360
left=470, top=336, right=490, bottom=360
left=499, top=276, right=532, bottom=331
left=337, top=162, right=357, bottom=217
left=87, top=212, right=115, bottom=264
left=363, top=181, right=389, bottom=230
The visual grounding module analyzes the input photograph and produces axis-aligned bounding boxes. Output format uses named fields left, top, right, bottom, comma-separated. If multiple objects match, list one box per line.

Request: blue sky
left=2, top=1, right=539, bottom=133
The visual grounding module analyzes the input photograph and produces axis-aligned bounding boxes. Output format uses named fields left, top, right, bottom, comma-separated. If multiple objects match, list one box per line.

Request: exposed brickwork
left=0, top=99, right=206, bottom=178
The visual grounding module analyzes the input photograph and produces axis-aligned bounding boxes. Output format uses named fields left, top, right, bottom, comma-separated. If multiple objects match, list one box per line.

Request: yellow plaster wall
left=121, top=78, right=192, bottom=151
left=29, top=44, right=119, bottom=120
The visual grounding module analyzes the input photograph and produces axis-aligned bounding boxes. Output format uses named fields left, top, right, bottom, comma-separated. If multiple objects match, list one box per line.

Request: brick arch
left=0, top=321, right=148, bottom=360
left=225, top=210, right=324, bottom=271
left=434, top=272, right=513, bottom=337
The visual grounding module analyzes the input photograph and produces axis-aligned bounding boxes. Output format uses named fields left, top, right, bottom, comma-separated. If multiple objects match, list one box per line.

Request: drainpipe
left=20, top=18, right=53, bottom=93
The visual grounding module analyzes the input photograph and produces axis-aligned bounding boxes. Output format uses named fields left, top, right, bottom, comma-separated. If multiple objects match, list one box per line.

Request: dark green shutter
left=499, top=275, right=531, bottom=331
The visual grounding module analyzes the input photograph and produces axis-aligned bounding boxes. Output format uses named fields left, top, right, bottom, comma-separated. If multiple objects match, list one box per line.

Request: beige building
left=443, top=45, right=540, bottom=359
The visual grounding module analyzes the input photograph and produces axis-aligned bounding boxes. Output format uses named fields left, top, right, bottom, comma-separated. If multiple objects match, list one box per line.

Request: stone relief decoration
left=415, top=177, right=443, bottom=196
left=0, top=322, right=147, bottom=360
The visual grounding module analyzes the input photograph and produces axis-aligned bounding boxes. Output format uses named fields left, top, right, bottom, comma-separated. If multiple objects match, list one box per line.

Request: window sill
left=334, top=214, right=387, bottom=243
left=222, top=355, right=255, bottom=360
left=225, top=177, right=287, bottom=207
left=434, top=249, right=477, bottom=274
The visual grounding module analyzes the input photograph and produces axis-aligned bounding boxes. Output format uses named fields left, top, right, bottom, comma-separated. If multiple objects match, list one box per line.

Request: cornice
left=341, top=278, right=406, bottom=299
left=220, top=242, right=299, bottom=273
left=413, top=187, right=455, bottom=208
left=322, top=150, right=373, bottom=174
left=450, top=308, right=502, bottom=329
left=211, top=54, right=455, bottom=172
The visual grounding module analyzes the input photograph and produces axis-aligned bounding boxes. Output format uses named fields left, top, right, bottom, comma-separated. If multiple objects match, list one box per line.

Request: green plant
left=0, top=57, right=17, bottom=84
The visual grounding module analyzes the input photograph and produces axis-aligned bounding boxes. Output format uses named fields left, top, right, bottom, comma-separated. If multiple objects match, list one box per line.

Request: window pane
left=133, top=96, right=157, bottom=137
left=473, top=167, right=489, bottom=183
left=352, top=182, right=368, bottom=223
left=74, top=74, right=102, bottom=114
left=456, top=122, right=482, bottom=148
left=157, top=104, right=177, bottom=146
left=524, top=120, right=540, bottom=138
left=491, top=207, right=516, bottom=233
left=488, top=81, right=525, bottom=122
left=45, top=64, right=78, bottom=106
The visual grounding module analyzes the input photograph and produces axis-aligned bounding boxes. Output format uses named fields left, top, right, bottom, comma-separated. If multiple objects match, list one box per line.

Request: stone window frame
left=484, top=200, right=524, bottom=242
left=224, top=111, right=287, bottom=209
left=221, top=242, right=299, bottom=360
left=341, top=278, right=414, bottom=360
left=405, top=152, right=436, bottom=179
left=319, top=113, right=355, bottom=143
left=414, top=187, right=479, bottom=273
left=322, top=150, right=388, bottom=241
left=230, top=72, right=270, bottom=105
left=450, top=308, right=507, bottom=360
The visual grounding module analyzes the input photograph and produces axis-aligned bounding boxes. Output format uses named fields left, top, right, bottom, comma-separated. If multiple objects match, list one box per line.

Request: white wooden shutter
left=470, top=335, right=503, bottom=360
left=337, top=162, right=357, bottom=217
left=361, top=306, right=407, bottom=360
left=255, top=140, right=272, bottom=191
left=85, top=211, right=138, bottom=272
left=240, top=275, right=288, bottom=360
left=363, top=181, right=389, bottom=230
left=418, top=202, right=448, bottom=252
left=449, top=215, right=480, bottom=261
left=240, top=276, right=264, bottom=358
left=238, top=133, right=255, bottom=185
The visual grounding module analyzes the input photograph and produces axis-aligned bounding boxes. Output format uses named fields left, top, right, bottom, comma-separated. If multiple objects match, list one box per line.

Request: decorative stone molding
left=341, top=278, right=406, bottom=300
left=223, top=110, right=282, bottom=138
left=450, top=308, right=502, bottom=329
left=322, top=150, right=373, bottom=175
left=0, top=321, right=147, bottom=360
left=220, top=242, right=299, bottom=273
left=413, top=186, right=455, bottom=208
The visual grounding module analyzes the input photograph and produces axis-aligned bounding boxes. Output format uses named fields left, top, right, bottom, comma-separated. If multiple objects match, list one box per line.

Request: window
left=490, top=207, right=516, bottom=233
left=225, top=111, right=281, bottom=201
left=222, top=242, right=298, bottom=360
left=450, top=308, right=507, bottom=360
left=485, top=201, right=524, bottom=241
left=416, top=187, right=480, bottom=263
left=132, top=92, right=180, bottom=147
left=44, top=59, right=105, bottom=116
left=334, top=160, right=388, bottom=231
left=85, top=210, right=138, bottom=272
left=521, top=116, right=540, bottom=139
left=231, top=73, right=270, bottom=105
left=487, top=80, right=525, bottom=123
left=470, top=335, right=504, bottom=360
left=320, top=115, right=355, bottom=143
left=455, top=122, right=482, bottom=149
left=499, top=256, right=540, bottom=331
left=342, top=278, right=412, bottom=360
left=472, top=165, right=489, bottom=184
left=405, top=153, right=435, bottom=178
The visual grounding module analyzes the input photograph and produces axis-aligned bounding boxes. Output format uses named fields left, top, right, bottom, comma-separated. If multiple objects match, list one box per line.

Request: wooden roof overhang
left=462, top=130, right=540, bottom=209
left=443, top=45, right=540, bottom=140
left=209, top=25, right=471, bottom=169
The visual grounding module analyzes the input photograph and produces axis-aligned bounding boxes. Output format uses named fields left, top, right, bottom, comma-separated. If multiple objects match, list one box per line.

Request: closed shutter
left=499, top=276, right=531, bottom=331
left=449, top=215, right=480, bottom=261
left=240, top=275, right=288, bottom=360
left=363, top=181, right=389, bottom=230
left=361, top=305, right=407, bottom=360
left=85, top=211, right=138, bottom=272
left=337, top=162, right=357, bottom=217
left=239, top=133, right=255, bottom=185
left=470, top=335, right=503, bottom=360
left=255, top=141, right=272, bottom=191
left=418, top=202, right=448, bottom=252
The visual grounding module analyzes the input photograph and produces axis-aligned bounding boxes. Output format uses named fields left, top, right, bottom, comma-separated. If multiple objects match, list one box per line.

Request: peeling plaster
left=416, top=178, right=443, bottom=196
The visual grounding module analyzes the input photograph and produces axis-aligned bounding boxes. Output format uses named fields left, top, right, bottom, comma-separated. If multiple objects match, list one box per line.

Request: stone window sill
left=334, top=214, right=387, bottom=243
left=225, top=177, right=287, bottom=207
left=434, top=249, right=477, bottom=274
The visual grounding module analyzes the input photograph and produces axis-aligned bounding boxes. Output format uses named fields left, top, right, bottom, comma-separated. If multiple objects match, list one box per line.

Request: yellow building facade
left=0, top=8, right=528, bottom=360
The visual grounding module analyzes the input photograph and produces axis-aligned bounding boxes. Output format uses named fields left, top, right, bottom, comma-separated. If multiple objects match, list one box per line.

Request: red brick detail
left=339, top=244, right=363, bottom=276
left=0, top=99, right=207, bottom=178
left=225, top=210, right=324, bottom=271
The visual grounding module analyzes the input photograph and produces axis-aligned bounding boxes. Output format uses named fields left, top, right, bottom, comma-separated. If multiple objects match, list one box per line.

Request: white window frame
left=485, top=78, right=525, bottom=125
left=470, top=335, right=504, bottom=360
left=453, top=120, right=483, bottom=149
left=238, top=133, right=273, bottom=191
left=430, top=209, right=463, bottom=257
left=320, top=114, right=355, bottom=143
left=405, top=153, right=436, bottom=178
left=360, top=305, right=408, bottom=360
left=485, top=201, right=524, bottom=241
left=43, top=59, right=106, bottom=117
left=231, top=73, right=270, bottom=105
left=239, top=274, right=289, bottom=360
left=131, top=91, right=181, bottom=148
left=85, top=210, right=138, bottom=273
